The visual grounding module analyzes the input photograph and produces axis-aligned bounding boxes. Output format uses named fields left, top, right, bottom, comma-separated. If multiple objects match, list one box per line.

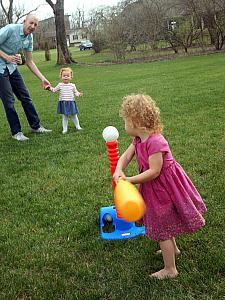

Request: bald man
left=0, top=14, right=52, bottom=141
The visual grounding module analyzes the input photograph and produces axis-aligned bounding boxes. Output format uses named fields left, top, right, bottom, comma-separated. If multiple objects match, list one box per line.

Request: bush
left=90, top=33, right=106, bottom=53
left=44, top=41, right=51, bottom=61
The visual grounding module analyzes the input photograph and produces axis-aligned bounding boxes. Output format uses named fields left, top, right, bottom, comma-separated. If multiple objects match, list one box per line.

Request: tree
left=154, top=0, right=202, bottom=53
left=138, top=0, right=167, bottom=49
left=88, top=8, right=109, bottom=53
left=120, top=1, right=146, bottom=51
left=45, top=0, right=73, bottom=65
left=201, top=0, right=225, bottom=50
left=0, top=0, right=42, bottom=23
left=70, top=8, right=85, bottom=29
left=105, top=8, right=128, bottom=60
left=120, top=0, right=172, bottom=51
left=0, top=8, right=7, bottom=27
left=0, top=0, right=13, bottom=23
left=178, top=0, right=225, bottom=50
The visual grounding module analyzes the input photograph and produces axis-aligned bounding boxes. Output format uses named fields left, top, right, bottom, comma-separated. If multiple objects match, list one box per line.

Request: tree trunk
left=54, top=0, right=71, bottom=65
left=46, top=0, right=72, bottom=65
left=58, top=44, right=66, bottom=65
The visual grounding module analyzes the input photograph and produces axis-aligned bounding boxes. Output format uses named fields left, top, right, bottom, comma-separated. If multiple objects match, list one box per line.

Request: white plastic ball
left=102, top=126, right=119, bottom=142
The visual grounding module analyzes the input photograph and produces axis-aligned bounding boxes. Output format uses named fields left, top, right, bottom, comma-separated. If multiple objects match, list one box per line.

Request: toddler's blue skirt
left=57, top=101, right=78, bottom=115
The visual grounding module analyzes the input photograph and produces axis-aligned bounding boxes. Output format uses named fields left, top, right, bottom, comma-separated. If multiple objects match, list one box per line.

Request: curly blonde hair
left=120, top=94, right=163, bottom=134
left=60, top=67, right=73, bottom=78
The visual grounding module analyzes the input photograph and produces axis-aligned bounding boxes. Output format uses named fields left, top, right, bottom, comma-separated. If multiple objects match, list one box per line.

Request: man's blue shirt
left=0, top=24, right=33, bottom=74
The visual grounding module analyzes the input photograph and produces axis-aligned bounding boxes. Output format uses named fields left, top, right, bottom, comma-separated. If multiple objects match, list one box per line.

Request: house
left=68, top=28, right=89, bottom=46
left=34, top=14, right=89, bottom=50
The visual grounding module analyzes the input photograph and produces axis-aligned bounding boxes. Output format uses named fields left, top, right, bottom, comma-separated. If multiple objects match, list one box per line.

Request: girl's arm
left=48, top=84, right=61, bottom=93
left=73, top=84, right=83, bottom=97
left=113, top=144, right=135, bottom=181
left=126, top=152, right=163, bottom=184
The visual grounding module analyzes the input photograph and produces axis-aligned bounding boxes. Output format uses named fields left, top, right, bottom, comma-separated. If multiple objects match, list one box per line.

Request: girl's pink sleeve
left=146, top=135, right=169, bottom=156
left=50, top=83, right=61, bottom=93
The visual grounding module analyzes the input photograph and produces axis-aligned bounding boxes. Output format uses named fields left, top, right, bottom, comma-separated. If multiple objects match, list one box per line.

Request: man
left=0, top=14, right=52, bottom=141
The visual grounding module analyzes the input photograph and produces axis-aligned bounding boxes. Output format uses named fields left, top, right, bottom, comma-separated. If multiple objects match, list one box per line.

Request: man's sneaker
left=31, top=126, right=52, bottom=133
left=12, top=132, right=29, bottom=141
left=62, top=130, right=67, bottom=134
left=76, top=127, right=83, bottom=130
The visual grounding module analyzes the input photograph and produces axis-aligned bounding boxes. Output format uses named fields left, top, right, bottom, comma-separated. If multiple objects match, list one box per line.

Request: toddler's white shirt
left=50, top=83, right=81, bottom=101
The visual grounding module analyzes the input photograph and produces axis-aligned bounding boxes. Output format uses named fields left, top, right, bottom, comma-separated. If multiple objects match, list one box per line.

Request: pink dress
left=133, top=134, right=207, bottom=241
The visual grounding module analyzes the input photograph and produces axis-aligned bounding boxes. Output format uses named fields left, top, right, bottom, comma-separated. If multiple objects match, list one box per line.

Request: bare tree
left=120, top=0, right=173, bottom=51
left=105, top=7, right=128, bottom=60
left=0, top=8, right=7, bottom=27
left=120, top=1, right=146, bottom=51
left=45, top=0, right=72, bottom=65
left=88, top=7, right=109, bottom=53
left=202, top=0, right=225, bottom=50
left=0, top=0, right=13, bottom=23
left=0, top=0, right=42, bottom=23
left=70, top=8, right=85, bottom=29
left=178, top=0, right=225, bottom=50
left=88, top=5, right=127, bottom=59
left=140, top=0, right=167, bottom=48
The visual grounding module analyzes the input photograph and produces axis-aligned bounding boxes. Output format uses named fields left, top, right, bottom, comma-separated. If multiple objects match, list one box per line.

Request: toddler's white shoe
left=62, top=130, right=67, bottom=134
left=76, top=127, right=82, bottom=130
left=12, top=132, right=29, bottom=141
left=31, top=126, right=52, bottom=133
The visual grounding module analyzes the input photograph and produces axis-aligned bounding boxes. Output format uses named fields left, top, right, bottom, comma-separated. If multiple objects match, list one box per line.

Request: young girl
left=47, top=67, right=83, bottom=134
left=113, top=94, right=207, bottom=279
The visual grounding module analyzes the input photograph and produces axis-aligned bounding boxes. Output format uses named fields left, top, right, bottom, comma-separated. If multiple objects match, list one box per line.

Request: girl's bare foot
left=155, top=249, right=181, bottom=256
left=150, top=268, right=178, bottom=279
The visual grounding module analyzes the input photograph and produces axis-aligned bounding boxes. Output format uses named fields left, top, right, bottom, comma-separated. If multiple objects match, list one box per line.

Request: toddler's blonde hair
left=60, top=67, right=73, bottom=78
left=120, top=94, right=163, bottom=134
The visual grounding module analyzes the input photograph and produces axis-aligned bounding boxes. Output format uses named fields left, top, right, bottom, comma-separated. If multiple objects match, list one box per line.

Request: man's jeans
left=0, top=68, right=40, bottom=135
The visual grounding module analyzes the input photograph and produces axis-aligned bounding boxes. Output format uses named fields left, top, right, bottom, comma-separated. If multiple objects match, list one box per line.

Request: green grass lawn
left=0, top=50, right=224, bottom=300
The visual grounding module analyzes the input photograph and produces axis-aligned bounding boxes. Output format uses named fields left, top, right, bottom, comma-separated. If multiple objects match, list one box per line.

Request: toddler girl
left=47, top=67, right=83, bottom=134
left=113, top=94, right=207, bottom=279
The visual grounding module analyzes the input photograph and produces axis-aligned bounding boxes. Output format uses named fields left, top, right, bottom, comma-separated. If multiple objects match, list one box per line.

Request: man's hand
left=6, top=54, right=21, bottom=64
left=44, top=85, right=51, bottom=90
left=42, top=79, right=51, bottom=90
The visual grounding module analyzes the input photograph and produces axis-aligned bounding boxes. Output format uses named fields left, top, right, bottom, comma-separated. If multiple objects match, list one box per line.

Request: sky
left=13, top=0, right=120, bottom=20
